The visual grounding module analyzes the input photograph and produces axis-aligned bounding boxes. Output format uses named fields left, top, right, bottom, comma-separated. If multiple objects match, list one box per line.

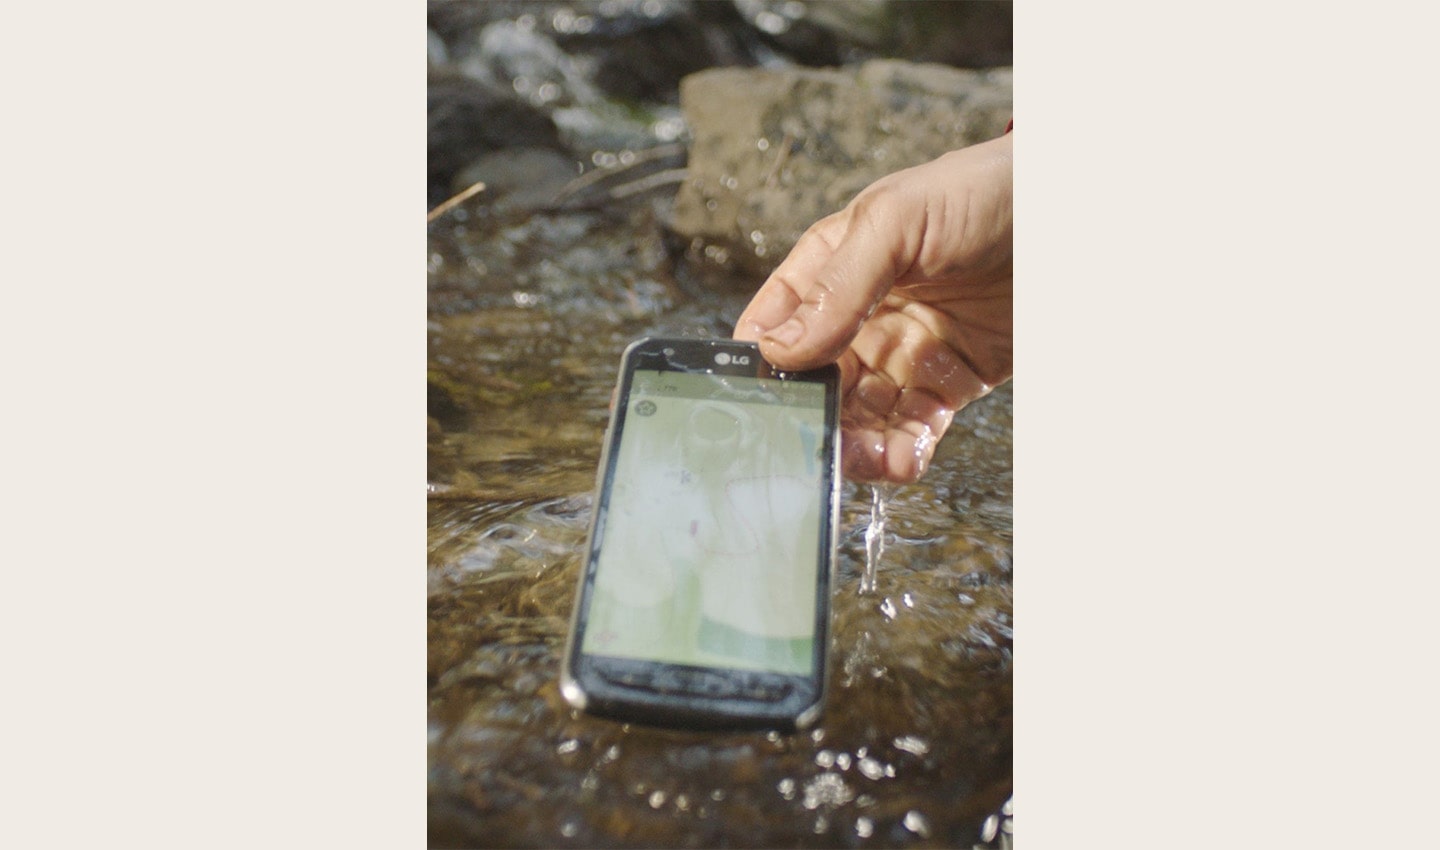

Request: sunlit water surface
left=428, top=191, right=1012, bottom=849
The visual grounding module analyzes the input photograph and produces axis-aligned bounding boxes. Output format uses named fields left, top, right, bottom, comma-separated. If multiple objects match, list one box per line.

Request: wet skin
left=734, top=133, right=1013, bottom=484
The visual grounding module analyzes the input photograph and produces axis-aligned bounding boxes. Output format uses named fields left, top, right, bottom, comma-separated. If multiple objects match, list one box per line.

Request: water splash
left=860, top=484, right=891, bottom=594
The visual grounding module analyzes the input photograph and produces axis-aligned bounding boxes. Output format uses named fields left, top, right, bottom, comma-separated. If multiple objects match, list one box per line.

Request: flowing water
left=860, top=485, right=891, bottom=596
left=427, top=13, right=1012, bottom=839
left=427, top=193, right=1013, bottom=846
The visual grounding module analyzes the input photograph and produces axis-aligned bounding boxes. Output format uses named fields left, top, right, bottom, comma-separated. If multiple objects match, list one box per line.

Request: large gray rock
left=670, top=60, right=1011, bottom=284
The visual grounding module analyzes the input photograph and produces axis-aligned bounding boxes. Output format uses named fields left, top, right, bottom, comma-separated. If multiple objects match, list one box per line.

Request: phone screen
left=581, top=368, right=828, bottom=676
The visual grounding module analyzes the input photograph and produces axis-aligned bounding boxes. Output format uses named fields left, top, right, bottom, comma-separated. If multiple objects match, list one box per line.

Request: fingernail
left=764, top=317, right=803, bottom=348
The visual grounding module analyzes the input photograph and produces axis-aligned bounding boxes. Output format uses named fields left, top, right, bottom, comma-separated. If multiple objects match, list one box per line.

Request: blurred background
left=428, top=2, right=1013, bottom=847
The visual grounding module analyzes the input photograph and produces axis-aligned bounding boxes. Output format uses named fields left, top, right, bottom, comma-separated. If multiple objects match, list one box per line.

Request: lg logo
left=714, top=352, right=750, bottom=366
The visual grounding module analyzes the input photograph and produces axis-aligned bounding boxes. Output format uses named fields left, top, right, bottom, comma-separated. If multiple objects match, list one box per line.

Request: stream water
left=427, top=5, right=1012, bottom=845
left=427, top=199, right=1013, bottom=845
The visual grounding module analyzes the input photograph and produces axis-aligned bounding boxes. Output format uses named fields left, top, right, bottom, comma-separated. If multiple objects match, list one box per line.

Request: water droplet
left=981, top=814, right=1000, bottom=842
left=777, top=777, right=796, bottom=800
left=757, top=137, right=770, bottom=151
left=856, top=757, right=884, bottom=781
left=815, top=749, right=836, bottom=769
left=903, top=810, right=931, bottom=838
left=1002, top=817, right=1014, bottom=834
left=560, top=821, right=578, bottom=838
left=810, top=728, right=824, bottom=744
left=860, top=485, right=888, bottom=594
left=675, top=794, right=689, bottom=811
left=556, top=738, right=580, bottom=755
left=801, top=772, right=855, bottom=810
left=652, top=115, right=686, bottom=142
left=755, top=10, right=789, bottom=34
left=913, top=424, right=938, bottom=468
left=835, top=752, right=852, bottom=771
left=813, top=814, right=829, bottom=834
left=856, top=816, right=874, bottom=838
left=648, top=790, right=666, bottom=809
left=892, top=735, right=930, bottom=756
left=879, top=597, right=897, bottom=620
left=710, top=789, right=725, bottom=801
left=1002, top=797, right=1013, bottom=816
left=902, top=592, right=915, bottom=608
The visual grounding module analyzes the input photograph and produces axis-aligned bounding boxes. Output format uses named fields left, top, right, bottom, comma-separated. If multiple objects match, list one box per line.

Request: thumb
left=757, top=197, right=916, bottom=370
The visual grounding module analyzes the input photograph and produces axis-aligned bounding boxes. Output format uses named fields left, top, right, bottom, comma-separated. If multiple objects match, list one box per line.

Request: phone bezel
left=560, top=336, right=841, bottom=730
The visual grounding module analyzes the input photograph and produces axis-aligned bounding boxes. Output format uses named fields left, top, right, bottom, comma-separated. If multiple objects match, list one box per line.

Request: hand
left=733, top=133, right=1013, bottom=483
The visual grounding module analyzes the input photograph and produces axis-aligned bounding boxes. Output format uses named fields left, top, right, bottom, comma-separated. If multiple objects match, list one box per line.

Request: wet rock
left=450, top=146, right=579, bottom=213
left=732, top=1, right=1012, bottom=69
left=458, top=19, right=604, bottom=110
left=669, top=60, right=1012, bottom=284
left=732, top=0, right=882, bottom=66
left=884, top=0, right=1012, bottom=68
left=427, top=27, right=449, bottom=68
left=427, top=71, right=563, bottom=208
left=562, top=1, right=755, bottom=104
left=431, top=1, right=761, bottom=105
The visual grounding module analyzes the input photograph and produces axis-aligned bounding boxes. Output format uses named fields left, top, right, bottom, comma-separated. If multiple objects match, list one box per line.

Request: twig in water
left=427, top=181, right=487, bottom=223
left=554, top=143, right=687, bottom=201
left=606, top=167, right=690, bottom=200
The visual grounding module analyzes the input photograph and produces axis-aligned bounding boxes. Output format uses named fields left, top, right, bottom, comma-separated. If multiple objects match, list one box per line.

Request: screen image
left=582, top=369, right=828, bottom=676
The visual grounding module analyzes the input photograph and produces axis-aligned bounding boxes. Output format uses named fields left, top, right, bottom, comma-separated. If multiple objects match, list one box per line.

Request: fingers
left=733, top=211, right=845, bottom=343
left=836, top=313, right=981, bottom=484
left=840, top=368, right=959, bottom=483
left=732, top=226, right=830, bottom=343
left=841, top=406, right=955, bottom=484
left=750, top=189, right=921, bottom=371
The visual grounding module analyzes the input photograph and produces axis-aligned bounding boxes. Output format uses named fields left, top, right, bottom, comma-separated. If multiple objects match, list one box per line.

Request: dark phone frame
left=559, top=337, right=841, bottom=730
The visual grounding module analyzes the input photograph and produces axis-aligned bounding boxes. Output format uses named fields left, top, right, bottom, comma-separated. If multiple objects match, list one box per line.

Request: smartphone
left=560, top=337, right=841, bottom=730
